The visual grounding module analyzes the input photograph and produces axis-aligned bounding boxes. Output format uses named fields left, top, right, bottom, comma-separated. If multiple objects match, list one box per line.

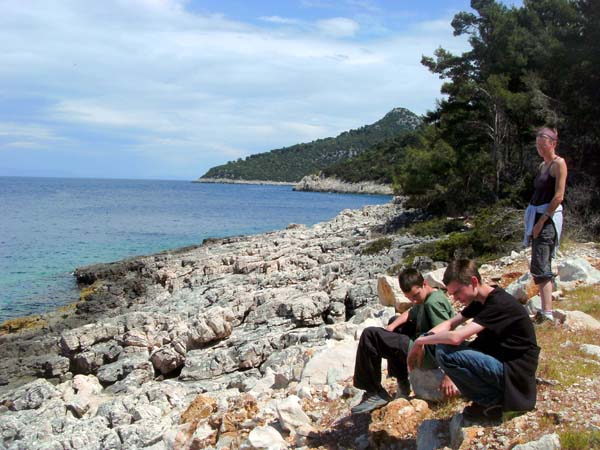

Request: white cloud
left=0, top=123, right=69, bottom=150
left=0, top=1, right=470, bottom=179
left=317, top=17, right=360, bottom=37
left=259, top=16, right=303, bottom=26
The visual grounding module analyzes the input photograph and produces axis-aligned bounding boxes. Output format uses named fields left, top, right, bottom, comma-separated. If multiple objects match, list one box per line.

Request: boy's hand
left=407, top=343, right=424, bottom=371
left=440, top=375, right=459, bottom=397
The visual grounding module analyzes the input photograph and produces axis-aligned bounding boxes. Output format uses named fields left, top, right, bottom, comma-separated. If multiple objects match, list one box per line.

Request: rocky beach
left=1, top=199, right=599, bottom=450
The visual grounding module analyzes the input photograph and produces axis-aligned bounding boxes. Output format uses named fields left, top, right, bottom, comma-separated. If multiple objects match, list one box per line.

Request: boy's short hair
left=398, top=267, right=424, bottom=293
left=442, top=259, right=482, bottom=286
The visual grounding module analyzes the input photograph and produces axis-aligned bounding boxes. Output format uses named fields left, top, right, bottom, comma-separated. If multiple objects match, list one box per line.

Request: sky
left=0, top=0, right=521, bottom=180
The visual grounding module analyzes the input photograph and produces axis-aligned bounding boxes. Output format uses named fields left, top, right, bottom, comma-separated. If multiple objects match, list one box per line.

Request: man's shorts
left=530, top=214, right=557, bottom=285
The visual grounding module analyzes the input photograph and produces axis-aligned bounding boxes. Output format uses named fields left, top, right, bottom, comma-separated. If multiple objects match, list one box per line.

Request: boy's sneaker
left=534, top=310, right=554, bottom=325
left=395, top=379, right=411, bottom=399
left=462, top=403, right=503, bottom=421
left=351, top=390, right=392, bottom=414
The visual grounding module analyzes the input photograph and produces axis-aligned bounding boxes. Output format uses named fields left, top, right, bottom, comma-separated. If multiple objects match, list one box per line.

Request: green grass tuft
left=559, top=430, right=600, bottom=449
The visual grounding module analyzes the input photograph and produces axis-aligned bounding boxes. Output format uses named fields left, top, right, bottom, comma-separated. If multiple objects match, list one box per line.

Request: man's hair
left=442, top=259, right=482, bottom=286
left=398, top=267, right=424, bottom=293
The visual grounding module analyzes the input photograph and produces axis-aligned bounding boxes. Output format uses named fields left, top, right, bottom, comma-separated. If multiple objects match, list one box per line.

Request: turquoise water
left=0, top=177, right=391, bottom=323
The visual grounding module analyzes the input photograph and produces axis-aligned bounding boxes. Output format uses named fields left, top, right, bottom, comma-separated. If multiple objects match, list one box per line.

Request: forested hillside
left=319, top=0, right=599, bottom=245
left=392, top=0, right=599, bottom=231
left=199, top=108, right=420, bottom=183
left=319, top=132, right=420, bottom=184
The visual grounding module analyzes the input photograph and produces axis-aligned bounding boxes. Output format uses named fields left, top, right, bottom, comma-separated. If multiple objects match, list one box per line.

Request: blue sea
left=0, top=177, right=391, bottom=323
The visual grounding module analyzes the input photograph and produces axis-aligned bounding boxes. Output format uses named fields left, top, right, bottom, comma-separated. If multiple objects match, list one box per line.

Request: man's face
left=445, top=281, right=475, bottom=305
left=403, top=285, right=427, bottom=304
left=536, top=132, right=556, bottom=156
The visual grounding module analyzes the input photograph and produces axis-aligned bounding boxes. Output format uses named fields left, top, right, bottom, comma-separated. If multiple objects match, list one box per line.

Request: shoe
left=533, top=310, right=554, bottom=325
left=395, top=379, right=411, bottom=399
left=351, top=390, right=391, bottom=414
left=462, top=403, right=503, bottom=421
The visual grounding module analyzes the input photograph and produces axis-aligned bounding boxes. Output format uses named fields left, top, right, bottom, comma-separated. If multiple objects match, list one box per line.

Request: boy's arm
left=406, top=314, right=470, bottom=371
left=385, top=310, right=409, bottom=332
left=415, top=318, right=484, bottom=346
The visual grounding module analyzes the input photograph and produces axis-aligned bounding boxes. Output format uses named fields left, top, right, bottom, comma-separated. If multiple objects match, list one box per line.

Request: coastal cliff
left=293, top=174, right=393, bottom=195
left=1, top=200, right=600, bottom=449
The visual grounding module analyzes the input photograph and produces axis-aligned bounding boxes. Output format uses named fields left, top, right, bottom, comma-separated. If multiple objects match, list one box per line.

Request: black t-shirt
left=462, top=287, right=540, bottom=411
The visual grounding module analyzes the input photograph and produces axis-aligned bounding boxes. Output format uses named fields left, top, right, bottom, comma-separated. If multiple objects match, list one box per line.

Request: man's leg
left=531, top=220, right=557, bottom=321
left=352, top=326, right=410, bottom=413
left=436, top=344, right=504, bottom=407
left=354, top=326, right=410, bottom=393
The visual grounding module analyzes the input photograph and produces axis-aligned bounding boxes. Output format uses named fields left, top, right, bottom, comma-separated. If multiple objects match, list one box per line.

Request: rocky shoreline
left=1, top=199, right=599, bottom=450
left=193, top=175, right=394, bottom=196
left=194, top=178, right=295, bottom=186
left=293, top=175, right=393, bottom=196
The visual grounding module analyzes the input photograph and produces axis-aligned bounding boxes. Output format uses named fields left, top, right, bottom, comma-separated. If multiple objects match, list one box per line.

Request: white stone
left=424, top=268, right=446, bottom=290
left=506, top=272, right=534, bottom=302
left=300, top=339, right=357, bottom=385
left=377, top=275, right=412, bottom=313
left=248, top=425, right=288, bottom=450
left=512, top=433, right=561, bottom=450
left=275, top=395, right=313, bottom=434
left=581, top=344, right=600, bottom=359
left=559, top=310, right=600, bottom=331
left=558, top=257, right=600, bottom=285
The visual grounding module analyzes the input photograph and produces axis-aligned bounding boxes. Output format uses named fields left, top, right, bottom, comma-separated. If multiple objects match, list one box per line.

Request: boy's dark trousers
left=353, top=320, right=414, bottom=393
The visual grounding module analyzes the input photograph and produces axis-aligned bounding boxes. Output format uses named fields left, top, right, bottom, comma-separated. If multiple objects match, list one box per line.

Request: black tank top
left=530, top=160, right=556, bottom=206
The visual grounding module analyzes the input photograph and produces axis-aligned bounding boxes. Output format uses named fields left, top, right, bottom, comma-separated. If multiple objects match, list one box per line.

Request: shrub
left=407, top=216, right=466, bottom=237
left=404, top=204, right=523, bottom=263
left=564, top=177, right=600, bottom=241
left=362, top=237, right=392, bottom=255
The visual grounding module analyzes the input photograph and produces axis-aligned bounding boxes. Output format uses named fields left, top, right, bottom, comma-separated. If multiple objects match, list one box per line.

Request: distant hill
left=198, top=107, right=421, bottom=183
left=319, top=131, right=421, bottom=185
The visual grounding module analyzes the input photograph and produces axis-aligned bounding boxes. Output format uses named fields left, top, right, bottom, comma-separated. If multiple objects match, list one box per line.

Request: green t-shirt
left=407, top=289, right=455, bottom=369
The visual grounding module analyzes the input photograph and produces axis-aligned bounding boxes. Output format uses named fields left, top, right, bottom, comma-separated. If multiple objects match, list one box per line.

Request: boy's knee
left=435, top=344, right=452, bottom=366
left=359, top=326, right=378, bottom=342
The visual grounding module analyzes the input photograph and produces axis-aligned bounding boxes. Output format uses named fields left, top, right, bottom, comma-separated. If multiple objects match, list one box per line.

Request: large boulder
left=558, top=257, right=600, bottom=287
left=301, top=339, right=358, bottom=385
left=409, top=368, right=445, bottom=402
left=377, top=275, right=412, bottom=313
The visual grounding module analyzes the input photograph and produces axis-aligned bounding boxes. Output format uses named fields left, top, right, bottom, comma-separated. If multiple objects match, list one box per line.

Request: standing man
left=410, top=260, right=539, bottom=420
left=524, top=126, right=567, bottom=323
left=351, top=268, right=458, bottom=414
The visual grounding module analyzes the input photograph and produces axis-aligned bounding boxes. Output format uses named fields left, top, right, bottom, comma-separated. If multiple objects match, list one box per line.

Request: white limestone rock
left=377, top=275, right=412, bottom=313
left=301, top=339, right=358, bottom=386
left=512, top=433, right=561, bottom=450
left=424, top=267, right=447, bottom=290
left=581, top=344, right=600, bottom=359
left=558, top=257, right=600, bottom=286
left=275, top=395, right=314, bottom=434
left=247, top=425, right=288, bottom=450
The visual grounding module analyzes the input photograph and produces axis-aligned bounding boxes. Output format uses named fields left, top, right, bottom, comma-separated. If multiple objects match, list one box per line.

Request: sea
left=0, top=177, right=391, bottom=324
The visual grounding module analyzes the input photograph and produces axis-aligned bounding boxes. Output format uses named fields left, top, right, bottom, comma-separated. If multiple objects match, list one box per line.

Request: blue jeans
left=436, top=344, right=504, bottom=406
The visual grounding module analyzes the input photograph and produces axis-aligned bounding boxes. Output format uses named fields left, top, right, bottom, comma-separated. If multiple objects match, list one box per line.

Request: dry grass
left=536, top=325, right=600, bottom=387
left=558, top=284, right=600, bottom=319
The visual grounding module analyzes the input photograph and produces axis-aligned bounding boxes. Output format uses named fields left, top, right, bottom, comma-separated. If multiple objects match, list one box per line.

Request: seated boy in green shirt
left=352, top=267, right=458, bottom=414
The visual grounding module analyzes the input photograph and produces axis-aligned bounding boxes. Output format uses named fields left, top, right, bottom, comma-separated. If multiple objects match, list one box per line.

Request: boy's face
left=446, top=280, right=475, bottom=305
left=403, top=284, right=427, bottom=304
